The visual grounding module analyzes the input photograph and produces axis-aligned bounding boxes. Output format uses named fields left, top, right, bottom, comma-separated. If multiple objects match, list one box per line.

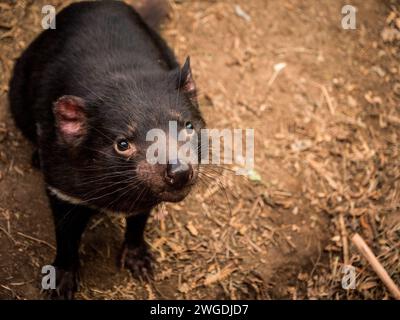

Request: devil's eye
left=185, top=121, right=194, bottom=130
left=114, top=139, right=134, bottom=156
left=117, top=139, right=130, bottom=151
left=114, top=138, right=136, bottom=157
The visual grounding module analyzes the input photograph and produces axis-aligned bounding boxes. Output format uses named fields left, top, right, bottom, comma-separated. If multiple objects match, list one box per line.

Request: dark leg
left=119, top=210, right=154, bottom=279
left=31, top=149, right=41, bottom=169
left=46, top=191, right=95, bottom=299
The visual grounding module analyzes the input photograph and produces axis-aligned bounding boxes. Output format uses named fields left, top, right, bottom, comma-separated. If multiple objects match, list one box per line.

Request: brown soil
left=0, top=0, right=399, bottom=300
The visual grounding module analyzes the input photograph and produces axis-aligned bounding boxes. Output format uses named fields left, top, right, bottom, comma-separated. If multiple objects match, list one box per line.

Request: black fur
left=9, top=0, right=205, bottom=299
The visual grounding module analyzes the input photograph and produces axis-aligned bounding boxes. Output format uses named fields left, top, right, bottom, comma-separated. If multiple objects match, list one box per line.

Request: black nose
left=165, top=159, right=193, bottom=189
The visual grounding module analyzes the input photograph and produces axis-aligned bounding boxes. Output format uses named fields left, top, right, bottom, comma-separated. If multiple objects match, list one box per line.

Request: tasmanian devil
left=9, top=0, right=205, bottom=299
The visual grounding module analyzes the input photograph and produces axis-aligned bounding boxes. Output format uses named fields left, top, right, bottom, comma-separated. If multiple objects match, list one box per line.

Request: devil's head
left=50, top=58, right=206, bottom=213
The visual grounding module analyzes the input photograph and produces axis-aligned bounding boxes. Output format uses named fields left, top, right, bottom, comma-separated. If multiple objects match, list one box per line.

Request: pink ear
left=53, top=95, right=87, bottom=146
left=179, top=56, right=196, bottom=95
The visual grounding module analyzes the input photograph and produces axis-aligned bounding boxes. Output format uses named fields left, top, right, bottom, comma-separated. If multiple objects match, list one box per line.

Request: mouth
left=157, top=187, right=192, bottom=202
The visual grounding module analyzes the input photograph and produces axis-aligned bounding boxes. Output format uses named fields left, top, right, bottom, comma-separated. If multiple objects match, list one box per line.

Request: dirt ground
left=0, top=0, right=399, bottom=300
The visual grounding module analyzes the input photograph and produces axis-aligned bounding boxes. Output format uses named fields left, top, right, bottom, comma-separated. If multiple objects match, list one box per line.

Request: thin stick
left=351, top=233, right=400, bottom=300
left=339, top=213, right=349, bottom=265
left=267, top=63, right=286, bottom=87
left=17, top=232, right=55, bottom=250
left=320, top=84, right=335, bottom=115
left=0, top=225, right=16, bottom=243
left=311, top=81, right=335, bottom=115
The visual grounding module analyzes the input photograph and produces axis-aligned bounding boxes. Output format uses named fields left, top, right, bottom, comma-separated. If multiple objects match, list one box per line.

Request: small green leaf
left=247, top=169, right=262, bottom=182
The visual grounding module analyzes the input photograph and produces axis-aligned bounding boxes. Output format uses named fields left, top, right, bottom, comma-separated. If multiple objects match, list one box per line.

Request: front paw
left=45, top=267, right=79, bottom=300
left=119, top=242, right=154, bottom=280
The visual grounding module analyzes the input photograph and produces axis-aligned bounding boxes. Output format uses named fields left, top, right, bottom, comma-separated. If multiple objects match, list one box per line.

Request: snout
left=136, top=158, right=197, bottom=203
left=164, top=159, right=193, bottom=190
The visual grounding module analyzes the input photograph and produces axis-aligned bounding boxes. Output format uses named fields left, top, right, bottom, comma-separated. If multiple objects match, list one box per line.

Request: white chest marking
left=46, top=185, right=127, bottom=215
